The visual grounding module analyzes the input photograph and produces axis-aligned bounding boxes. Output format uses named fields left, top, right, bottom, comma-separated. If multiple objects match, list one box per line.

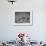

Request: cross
left=8, top=0, right=16, bottom=4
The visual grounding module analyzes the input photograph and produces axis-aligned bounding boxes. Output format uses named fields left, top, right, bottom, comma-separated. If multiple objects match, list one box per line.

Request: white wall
left=0, top=0, right=46, bottom=41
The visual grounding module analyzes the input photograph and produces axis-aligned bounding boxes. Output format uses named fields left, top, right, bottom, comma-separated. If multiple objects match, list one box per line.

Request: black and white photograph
left=15, top=12, right=30, bottom=23
left=15, top=11, right=32, bottom=26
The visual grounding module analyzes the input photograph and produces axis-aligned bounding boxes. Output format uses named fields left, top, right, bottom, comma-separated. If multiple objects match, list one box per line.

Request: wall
left=0, top=0, right=46, bottom=41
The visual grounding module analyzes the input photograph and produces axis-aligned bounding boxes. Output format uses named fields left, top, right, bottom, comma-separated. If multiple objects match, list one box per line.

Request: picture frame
left=14, top=10, right=33, bottom=26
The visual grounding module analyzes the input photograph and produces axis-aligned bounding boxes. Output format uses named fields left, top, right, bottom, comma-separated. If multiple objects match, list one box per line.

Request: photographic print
left=14, top=10, right=32, bottom=26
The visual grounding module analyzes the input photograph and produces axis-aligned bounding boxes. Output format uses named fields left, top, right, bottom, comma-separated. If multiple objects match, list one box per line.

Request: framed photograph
left=14, top=10, right=33, bottom=26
